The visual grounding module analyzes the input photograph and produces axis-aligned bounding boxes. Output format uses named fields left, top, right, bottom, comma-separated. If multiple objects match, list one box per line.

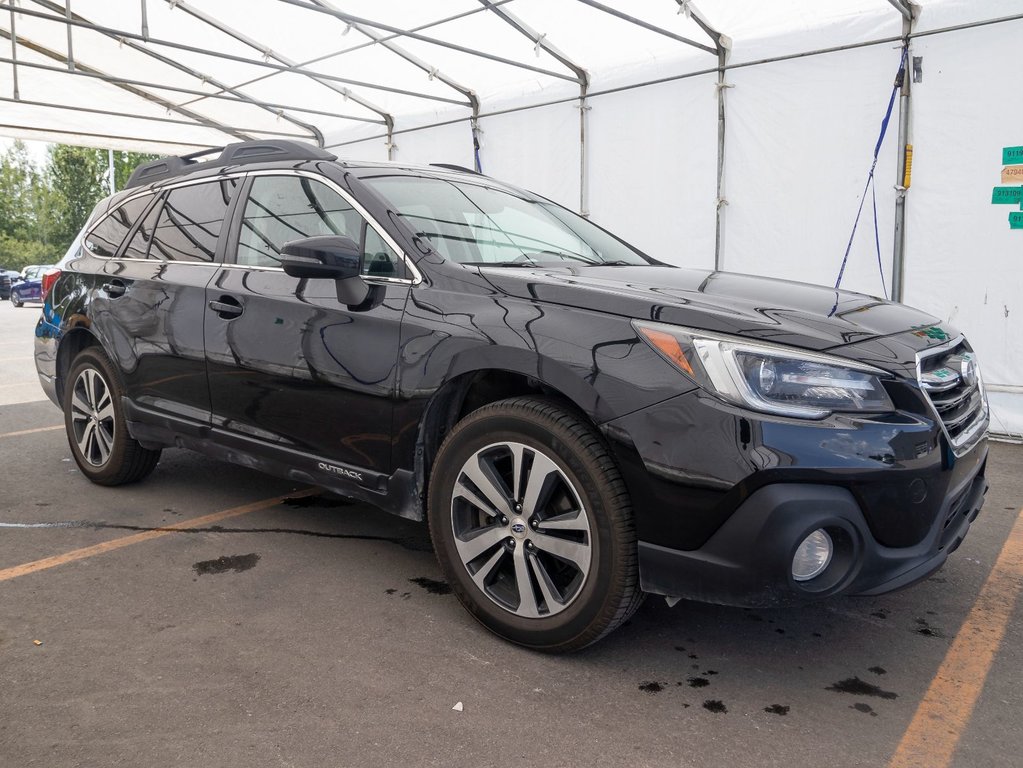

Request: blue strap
left=472, top=122, right=482, bottom=173
left=871, top=177, right=887, bottom=298
left=833, top=44, right=907, bottom=300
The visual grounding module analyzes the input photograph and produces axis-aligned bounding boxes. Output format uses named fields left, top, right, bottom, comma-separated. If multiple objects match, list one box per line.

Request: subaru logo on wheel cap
left=511, top=522, right=526, bottom=534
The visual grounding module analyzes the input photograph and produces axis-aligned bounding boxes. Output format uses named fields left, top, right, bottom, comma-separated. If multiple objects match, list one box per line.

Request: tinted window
left=238, top=175, right=403, bottom=277
left=84, top=194, right=156, bottom=257
left=121, top=198, right=163, bottom=260
left=149, top=179, right=237, bottom=263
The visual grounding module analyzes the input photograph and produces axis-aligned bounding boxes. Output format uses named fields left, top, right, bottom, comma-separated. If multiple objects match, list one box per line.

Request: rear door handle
left=209, top=296, right=243, bottom=319
left=103, top=280, right=127, bottom=298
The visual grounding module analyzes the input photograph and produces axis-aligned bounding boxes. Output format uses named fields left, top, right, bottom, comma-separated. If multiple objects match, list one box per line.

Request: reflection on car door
left=204, top=172, right=411, bottom=475
left=87, top=179, right=238, bottom=424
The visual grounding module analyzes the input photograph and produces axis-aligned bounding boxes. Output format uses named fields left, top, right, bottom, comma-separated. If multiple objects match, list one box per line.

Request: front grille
left=917, top=339, right=987, bottom=452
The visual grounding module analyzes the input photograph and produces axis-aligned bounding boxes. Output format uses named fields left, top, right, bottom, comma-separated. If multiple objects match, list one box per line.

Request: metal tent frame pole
left=0, top=95, right=315, bottom=139
left=7, top=1, right=17, bottom=99
left=476, top=0, right=590, bottom=212
left=166, top=0, right=397, bottom=136
left=0, top=28, right=256, bottom=142
left=890, top=0, right=918, bottom=303
left=174, top=0, right=513, bottom=117
left=0, top=54, right=384, bottom=125
left=3, top=2, right=470, bottom=109
left=306, top=0, right=480, bottom=161
left=576, top=0, right=717, bottom=55
left=0, top=122, right=225, bottom=148
left=674, top=2, right=732, bottom=272
left=23, top=0, right=325, bottom=145
left=276, top=0, right=580, bottom=83
left=310, top=0, right=479, bottom=111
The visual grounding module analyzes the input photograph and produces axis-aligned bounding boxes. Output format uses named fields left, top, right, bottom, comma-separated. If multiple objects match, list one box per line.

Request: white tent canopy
left=2, top=0, right=1022, bottom=437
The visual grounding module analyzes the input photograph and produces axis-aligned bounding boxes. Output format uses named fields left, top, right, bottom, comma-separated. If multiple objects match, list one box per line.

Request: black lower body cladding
left=601, top=389, right=989, bottom=605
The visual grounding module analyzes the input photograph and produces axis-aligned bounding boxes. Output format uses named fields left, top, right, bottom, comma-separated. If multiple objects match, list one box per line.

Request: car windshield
left=361, top=174, right=653, bottom=267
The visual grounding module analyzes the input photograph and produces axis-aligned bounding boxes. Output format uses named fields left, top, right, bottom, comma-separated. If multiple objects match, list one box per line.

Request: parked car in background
left=10, top=273, right=45, bottom=307
left=33, top=140, right=990, bottom=652
left=21, top=264, right=55, bottom=281
left=0, top=269, right=13, bottom=300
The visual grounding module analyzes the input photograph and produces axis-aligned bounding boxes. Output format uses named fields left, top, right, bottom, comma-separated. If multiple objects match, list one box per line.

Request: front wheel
left=64, top=348, right=161, bottom=485
left=11, top=294, right=22, bottom=307
left=428, top=397, right=642, bottom=652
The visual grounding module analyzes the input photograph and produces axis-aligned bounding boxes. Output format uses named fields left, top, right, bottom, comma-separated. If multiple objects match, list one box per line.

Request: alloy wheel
left=70, top=368, right=116, bottom=467
left=450, top=441, right=593, bottom=618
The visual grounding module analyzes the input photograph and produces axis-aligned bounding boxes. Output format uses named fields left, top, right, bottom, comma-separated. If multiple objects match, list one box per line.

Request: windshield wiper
left=462, top=260, right=543, bottom=268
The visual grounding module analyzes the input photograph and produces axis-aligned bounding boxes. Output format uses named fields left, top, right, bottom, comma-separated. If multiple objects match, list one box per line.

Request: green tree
left=0, top=143, right=163, bottom=269
left=46, top=144, right=106, bottom=246
left=0, top=140, right=38, bottom=241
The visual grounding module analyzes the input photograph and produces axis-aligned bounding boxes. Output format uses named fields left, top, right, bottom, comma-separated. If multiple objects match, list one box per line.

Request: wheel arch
left=54, top=327, right=102, bottom=407
left=410, top=348, right=613, bottom=522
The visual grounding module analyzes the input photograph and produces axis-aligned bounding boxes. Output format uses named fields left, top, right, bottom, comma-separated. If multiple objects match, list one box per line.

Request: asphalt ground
left=1, top=299, right=1021, bottom=768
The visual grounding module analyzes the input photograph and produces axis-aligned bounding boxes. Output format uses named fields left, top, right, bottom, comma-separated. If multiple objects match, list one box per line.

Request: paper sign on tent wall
left=1001, top=166, right=1023, bottom=184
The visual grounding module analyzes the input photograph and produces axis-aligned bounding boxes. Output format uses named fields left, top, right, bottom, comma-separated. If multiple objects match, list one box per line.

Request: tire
left=11, top=295, right=22, bottom=307
left=64, top=348, right=161, bottom=486
left=428, top=396, right=642, bottom=652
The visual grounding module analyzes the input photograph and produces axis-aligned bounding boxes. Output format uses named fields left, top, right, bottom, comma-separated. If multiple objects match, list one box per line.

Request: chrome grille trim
left=916, top=336, right=988, bottom=457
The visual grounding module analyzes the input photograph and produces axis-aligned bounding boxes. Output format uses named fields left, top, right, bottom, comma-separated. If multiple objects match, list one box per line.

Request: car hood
left=477, top=265, right=951, bottom=356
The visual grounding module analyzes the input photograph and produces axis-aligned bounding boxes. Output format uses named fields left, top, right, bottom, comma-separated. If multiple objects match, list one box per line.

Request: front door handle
left=209, top=296, right=243, bottom=319
left=102, top=280, right=127, bottom=298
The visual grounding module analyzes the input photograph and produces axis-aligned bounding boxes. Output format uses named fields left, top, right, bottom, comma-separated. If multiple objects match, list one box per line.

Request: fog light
left=792, top=529, right=833, bottom=581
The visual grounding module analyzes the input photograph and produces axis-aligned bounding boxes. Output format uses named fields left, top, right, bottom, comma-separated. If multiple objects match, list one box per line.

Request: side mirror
left=280, top=235, right=369, bottom=307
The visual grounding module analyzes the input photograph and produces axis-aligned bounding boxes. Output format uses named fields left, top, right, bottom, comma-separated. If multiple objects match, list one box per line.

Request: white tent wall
left=336, top=136, right=389, bottom=163
left=721, top=43, right=902, bottom=295
left=904, top=18, right=1023, bottom=438
left=472, top=102, right=581, bottom=213
left=390, top=120, right=475, bottom=171
left=586, top=75, right=718, bottom=268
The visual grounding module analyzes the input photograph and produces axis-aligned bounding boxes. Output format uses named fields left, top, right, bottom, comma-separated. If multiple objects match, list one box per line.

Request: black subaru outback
left=34, top=141, right=988, bottom=651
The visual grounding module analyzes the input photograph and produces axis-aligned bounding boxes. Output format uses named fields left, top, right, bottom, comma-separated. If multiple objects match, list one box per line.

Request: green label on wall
left=1004, top=146, right=1023, bottom=164
left=1010, top=212, right=1023, bottom=230
left=992, top=186, right=1023, bottom=204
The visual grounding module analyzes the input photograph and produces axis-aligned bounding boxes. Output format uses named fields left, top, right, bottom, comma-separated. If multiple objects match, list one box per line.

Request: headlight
left=634, top=321, right=894, bottom=419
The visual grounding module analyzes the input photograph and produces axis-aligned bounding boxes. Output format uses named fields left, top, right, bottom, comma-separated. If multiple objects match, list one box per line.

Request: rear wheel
left=64, top=348, right=161, bottom=485
left=429, top=397, right=642, bottom=652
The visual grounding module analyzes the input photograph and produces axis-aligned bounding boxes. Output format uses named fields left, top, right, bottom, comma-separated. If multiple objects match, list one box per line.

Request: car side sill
left=122, top=398, right=423, bottom=521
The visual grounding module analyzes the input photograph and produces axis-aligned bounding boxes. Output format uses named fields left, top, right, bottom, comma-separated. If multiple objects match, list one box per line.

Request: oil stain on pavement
left=193, top=553, right=260, bottom=575
left=409, top=576, right=451, bottom=594
left=826, top=676, right=898, bottom=699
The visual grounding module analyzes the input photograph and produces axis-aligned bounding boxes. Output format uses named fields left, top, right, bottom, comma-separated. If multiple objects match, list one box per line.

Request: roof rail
left=429, top=163, right=481, bottom=175
left=125, top=140, right=338, bottom=189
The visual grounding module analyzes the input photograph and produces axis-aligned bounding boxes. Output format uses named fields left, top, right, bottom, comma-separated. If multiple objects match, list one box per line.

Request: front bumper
left=637, top=457, right=987, bottom=606
left=602, top=386, right=989, bottom=606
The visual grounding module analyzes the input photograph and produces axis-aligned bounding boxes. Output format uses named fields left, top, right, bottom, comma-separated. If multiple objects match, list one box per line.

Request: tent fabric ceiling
left=0, top=0, right=967, bottom=155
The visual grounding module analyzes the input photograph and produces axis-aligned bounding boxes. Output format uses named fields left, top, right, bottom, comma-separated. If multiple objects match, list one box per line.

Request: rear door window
left=149, top=179, right=238, bottom=263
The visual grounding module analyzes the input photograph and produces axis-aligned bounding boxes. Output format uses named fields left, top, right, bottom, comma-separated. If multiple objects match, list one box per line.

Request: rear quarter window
left=84, top=193, right=156, bottom=257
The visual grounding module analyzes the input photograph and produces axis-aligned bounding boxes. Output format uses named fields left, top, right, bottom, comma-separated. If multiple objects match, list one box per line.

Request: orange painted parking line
left=889, top=506, right=1023, bottom=768
left=0, top=488, right=316, bottom=582
left=0, top=425, right=63, bottom=439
